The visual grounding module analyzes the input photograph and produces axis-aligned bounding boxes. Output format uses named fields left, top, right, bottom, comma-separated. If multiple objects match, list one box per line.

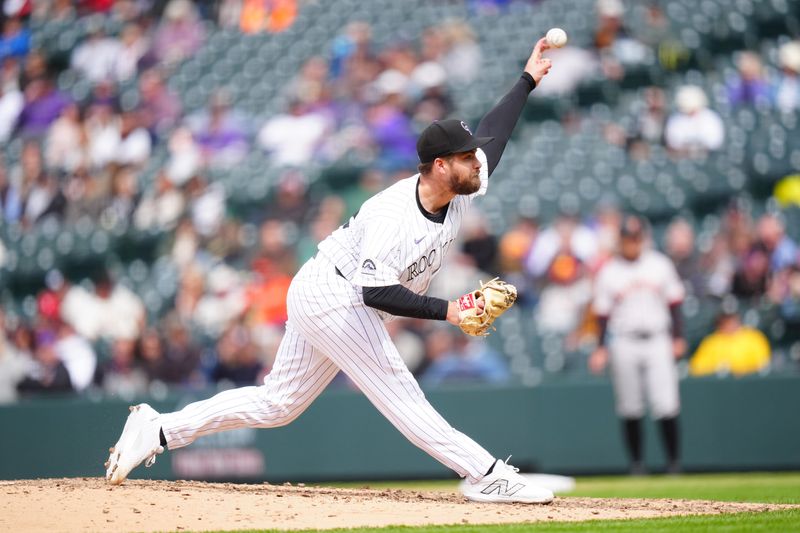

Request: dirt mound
left=0, top=478, right=789, bottom=532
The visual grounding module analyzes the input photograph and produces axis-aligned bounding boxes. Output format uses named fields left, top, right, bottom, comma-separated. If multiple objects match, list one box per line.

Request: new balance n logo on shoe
left=481, top=478, right=525, bottom=496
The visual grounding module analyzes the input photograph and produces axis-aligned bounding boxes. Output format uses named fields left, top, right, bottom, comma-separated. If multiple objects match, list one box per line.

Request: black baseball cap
left=417, top=119, right=494, bottom=163
left=620, top=214, right=647, bottom=238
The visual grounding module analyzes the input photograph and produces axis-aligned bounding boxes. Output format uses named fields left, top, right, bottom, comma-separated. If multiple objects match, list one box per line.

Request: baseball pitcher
left=105, top=38, right=555, bottom=503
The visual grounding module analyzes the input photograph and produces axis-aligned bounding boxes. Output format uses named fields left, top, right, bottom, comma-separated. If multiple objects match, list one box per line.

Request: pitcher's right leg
left=106, top=324, right=338, bottom=483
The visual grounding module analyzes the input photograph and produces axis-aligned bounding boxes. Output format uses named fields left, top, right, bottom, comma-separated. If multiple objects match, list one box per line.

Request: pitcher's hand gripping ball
left=457, top=278, right=518, bottom=336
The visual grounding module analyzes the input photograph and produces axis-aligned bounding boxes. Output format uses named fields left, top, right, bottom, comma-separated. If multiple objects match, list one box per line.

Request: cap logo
left=460, top=121, right=471, bottom=134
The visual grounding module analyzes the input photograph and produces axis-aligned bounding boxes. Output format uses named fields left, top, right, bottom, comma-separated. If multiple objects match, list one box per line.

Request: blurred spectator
left=0, top=68, right=22, bottom=143
left=0, top=16, right=30, bottom=61
left=45, top=102, right=86, bottom=172
left=498, top=217, right=539, bottom=275
left=285, top=56, right=331, bottom=109
left=664, top=218, right=705, bottom=296
left=665, top=85, right=724, bottom=155
left=186, top=175, right=226, bottom=238
left=114, top=109, right=152, bottom=167
left=726, top=51, right=770, bottom=108
left=269, top=169, right=311, bottom=226
left=593, top=0, right=651, bottom=81
left=84, top=97, right=120, bottom=168
left=60, top=271, right=146, bottom=341
left=162, top=317, right=203, bottom=384
left=54, top=321, right=96, bottom=392
left=174, top=265, right=205, bottom=322
left=101, top=165, right=140, bottom=226
left=11, top=141, right=66, bottom=225
left=410, top=61, right=452, bottom=125
left=164, top=126, right=201, bottom=186
left=773, top=174, right=800, bottom=208
left=137, top=324, right=200, bottom=385
left=460, top=212, right=497, bottom=272
left=16, top=77, right=70, bottom=138
left=258, top=99, right=331, bottom=167
left=0, top=314, right=34, bottom=403
left=24, top=172, right=65, bottom=224
left=209, top=324, right=264, bottom=386
left=114, top=22, right=149, bottom=81
left=251, top=219, right=297, bottom=275
left=329, top=21, right=375, bottom=81
left=755, top=214, right=798, bottom=272
left=731, top=244, right=770, bottom=300
left=186, top=90, right=249, bottom=167
left=631, top=86, right=667, bottom=145
left=439, top=21, right=482, bottom=85
left=772, top=265, right=800, bottom=323
left=775, top=41, right=800, bottom=112
left=152, top=0, right=206, bottom=67
left=234, top=0, right=297, bottom=33
left=366, top=72, right=418, bottom=171
left=137, top=68, right=182, bottom=137
left=95, top=337, right=148, bottom=396
left=420, top=328, right=510, bottom=386
left=193, top=264, right=248, bottom=337
left=246, top=258, right=292, bottom=330
left=17, top=330, right=73, bottom=396
left=702, top=202, right=753, bottom=297
left=134, top=170, right=186, bottom=231
left=70, top=17, right=122, bottom=83
left=497, top=217, right=539, bottom=305
left=689, top=308, right=770, bottom=376
left=527, top=214, right=597, bottom=334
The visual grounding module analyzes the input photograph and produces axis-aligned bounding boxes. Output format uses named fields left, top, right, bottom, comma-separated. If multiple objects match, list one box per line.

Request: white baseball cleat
left=105, top=403, right=164, bottom=485
left=460, top=458, right=554, bottom=504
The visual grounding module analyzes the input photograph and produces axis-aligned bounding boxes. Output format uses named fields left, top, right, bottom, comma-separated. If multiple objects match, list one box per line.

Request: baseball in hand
left=546, top=27, right=568, bottom=48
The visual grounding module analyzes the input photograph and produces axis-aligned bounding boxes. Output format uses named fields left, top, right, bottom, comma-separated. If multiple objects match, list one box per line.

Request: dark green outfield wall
left=1, top=375, right=798, bottom=481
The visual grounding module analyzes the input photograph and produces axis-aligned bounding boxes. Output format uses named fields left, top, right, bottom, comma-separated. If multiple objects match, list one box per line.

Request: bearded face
left=445, top=151, right=481, bottom=195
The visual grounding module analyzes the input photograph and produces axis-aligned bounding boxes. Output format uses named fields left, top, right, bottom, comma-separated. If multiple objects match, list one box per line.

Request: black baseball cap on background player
left=416, top=119, right=494, bottom=163
left=620, top=214, right=648, bottom=239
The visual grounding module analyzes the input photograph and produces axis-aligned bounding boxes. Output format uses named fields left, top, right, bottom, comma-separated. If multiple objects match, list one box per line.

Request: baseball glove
left=456, top=278, right=517, bottom=337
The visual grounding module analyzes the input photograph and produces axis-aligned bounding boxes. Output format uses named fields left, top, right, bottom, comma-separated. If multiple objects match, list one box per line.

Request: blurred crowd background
left=1, top=0, right=800, bottom=403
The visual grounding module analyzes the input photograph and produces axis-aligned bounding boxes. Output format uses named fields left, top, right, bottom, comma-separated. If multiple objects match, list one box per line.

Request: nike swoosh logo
left=415, top=237, right=425, bottom=244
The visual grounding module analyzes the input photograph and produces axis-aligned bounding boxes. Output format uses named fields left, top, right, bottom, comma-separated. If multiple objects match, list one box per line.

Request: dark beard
left=449, top=172, right=481, bottom=195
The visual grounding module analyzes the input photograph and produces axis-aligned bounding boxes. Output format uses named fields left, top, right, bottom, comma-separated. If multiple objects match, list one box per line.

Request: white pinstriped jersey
left=593, top=250, right=685, bottom=335
left=317, top=148, right=489, bottom=303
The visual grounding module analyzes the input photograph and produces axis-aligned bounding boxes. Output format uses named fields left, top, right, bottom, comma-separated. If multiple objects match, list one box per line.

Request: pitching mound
left=0, top=478, right=789, bottom=532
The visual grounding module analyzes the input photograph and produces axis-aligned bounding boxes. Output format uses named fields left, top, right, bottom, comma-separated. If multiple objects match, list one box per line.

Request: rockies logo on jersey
left=362, top=259, right=376, bottom=275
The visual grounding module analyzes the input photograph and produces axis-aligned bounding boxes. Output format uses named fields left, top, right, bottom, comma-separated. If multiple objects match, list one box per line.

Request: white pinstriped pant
left=159, top=254, right=496, bottom=481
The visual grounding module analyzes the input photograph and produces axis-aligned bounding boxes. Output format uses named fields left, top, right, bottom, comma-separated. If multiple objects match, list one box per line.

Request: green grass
left=570, top=472, right=800, bottom=504
left=204, top=472, right=800, bottom=532
left=206, top=508, right=800, bottom=532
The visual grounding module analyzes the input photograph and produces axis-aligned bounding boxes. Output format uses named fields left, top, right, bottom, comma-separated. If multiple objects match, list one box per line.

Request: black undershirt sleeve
left=474, top=72, right=536, bottom=176
left=362, top=284, right=449, bottom=321
left=669, top=302, right=683, bottom=339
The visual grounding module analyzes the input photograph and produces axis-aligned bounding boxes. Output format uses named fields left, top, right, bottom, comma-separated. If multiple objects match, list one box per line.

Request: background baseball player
left=105, top=37, right=555, bottom=503
left=589, top=215, right=686, bottom=475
